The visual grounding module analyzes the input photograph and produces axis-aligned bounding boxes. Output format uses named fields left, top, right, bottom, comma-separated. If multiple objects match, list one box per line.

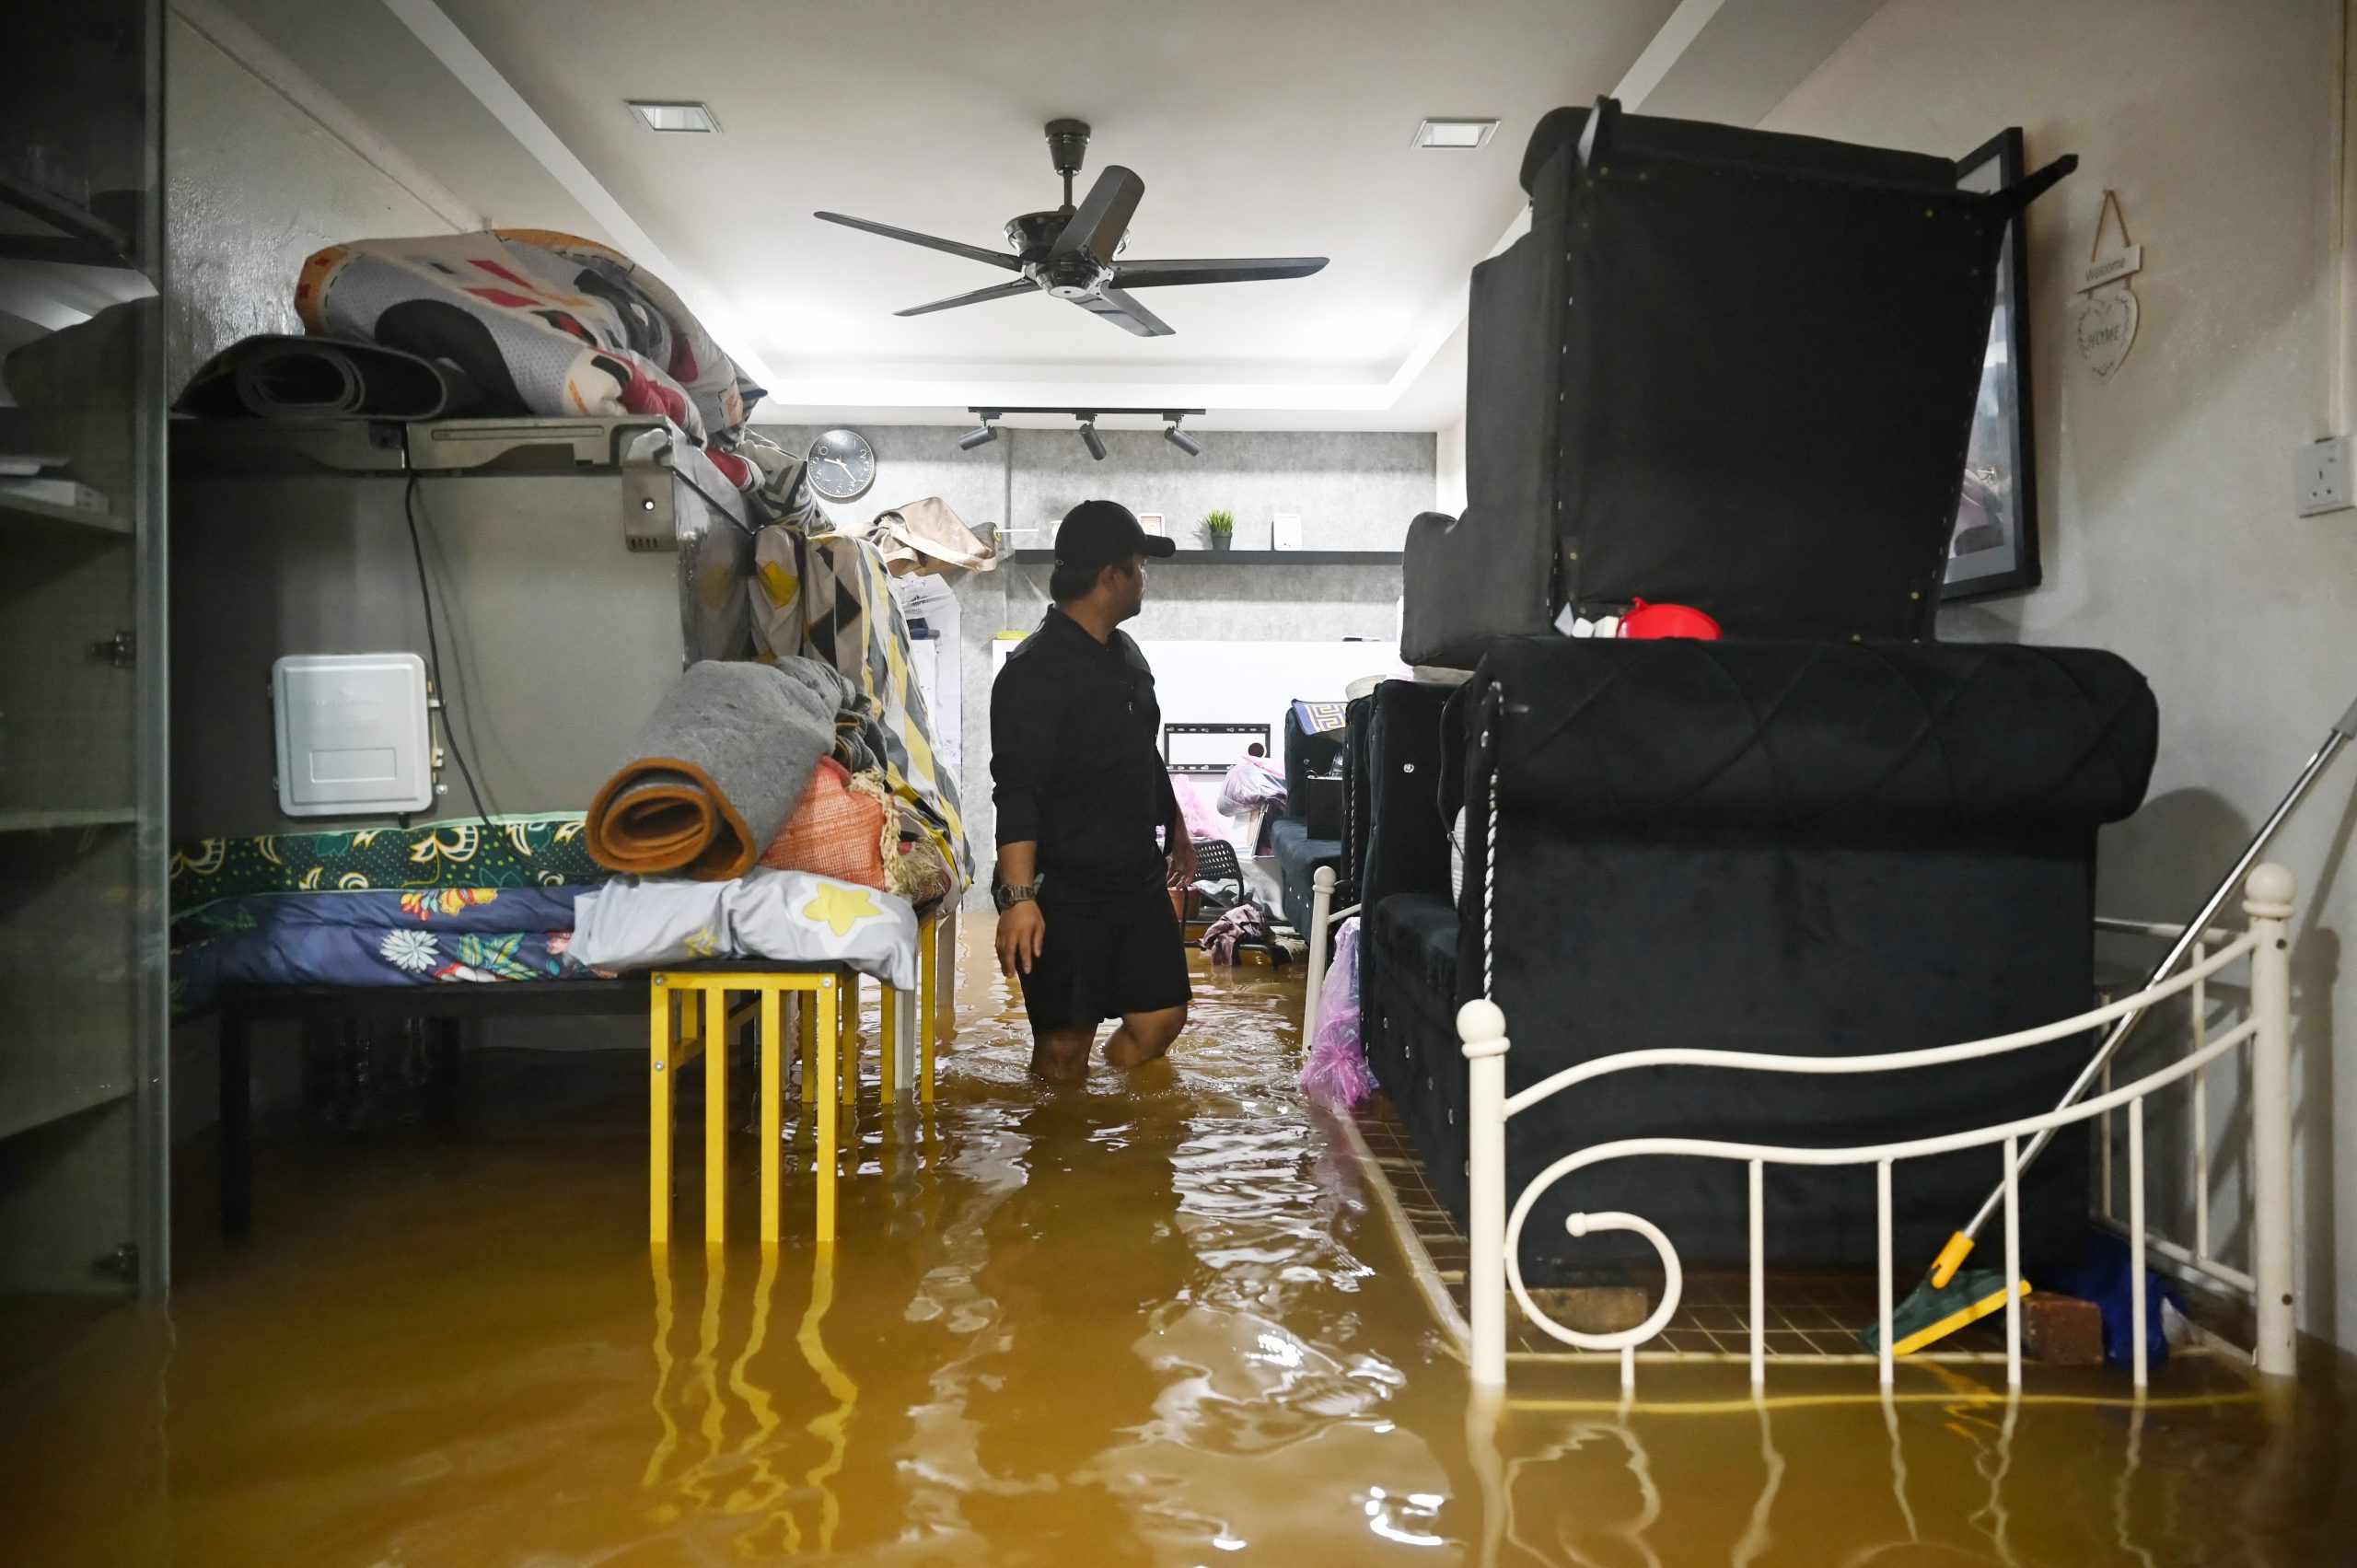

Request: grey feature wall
left=764, top=424, right=1429, bottom=889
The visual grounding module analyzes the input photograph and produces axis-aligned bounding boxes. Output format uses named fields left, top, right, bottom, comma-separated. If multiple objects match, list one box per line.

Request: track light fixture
left=960, top=407, right=1205, bottom=463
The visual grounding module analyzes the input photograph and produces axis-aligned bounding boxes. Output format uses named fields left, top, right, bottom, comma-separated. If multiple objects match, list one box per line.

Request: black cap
left=1053, top=499, right=1177, bottom=566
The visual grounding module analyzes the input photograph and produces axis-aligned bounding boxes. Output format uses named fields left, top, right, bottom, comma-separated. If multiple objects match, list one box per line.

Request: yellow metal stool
left=648, top=967, right=847, bottom=1246
left=650, top=914, right=955, bottom=1247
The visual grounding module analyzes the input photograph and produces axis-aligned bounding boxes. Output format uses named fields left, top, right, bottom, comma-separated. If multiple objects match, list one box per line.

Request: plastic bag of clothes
left=1298, top=917, right=1375, bottom=1110
left=1216, top=752, right=1288, bottom=818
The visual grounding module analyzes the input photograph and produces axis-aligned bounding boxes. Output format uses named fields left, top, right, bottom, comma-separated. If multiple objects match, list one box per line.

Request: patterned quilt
left=751, top=528, right=972, bottom=886
left=169, top=816, right=604, bottom=916
left=171, top=886, right=598, bottom=1012
left=296, top=228, right=761, bottom=488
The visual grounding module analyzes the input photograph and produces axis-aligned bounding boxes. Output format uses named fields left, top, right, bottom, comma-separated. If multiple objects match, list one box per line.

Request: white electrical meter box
left=272, top=653, right=435, bottom=817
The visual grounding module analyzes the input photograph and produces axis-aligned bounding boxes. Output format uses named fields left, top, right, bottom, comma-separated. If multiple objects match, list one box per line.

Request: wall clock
left=806, top=428, right=877, bottom=502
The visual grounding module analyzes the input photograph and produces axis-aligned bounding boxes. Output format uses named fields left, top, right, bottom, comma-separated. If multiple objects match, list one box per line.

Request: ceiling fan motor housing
left=1044, top=118, right=1092, bottom=179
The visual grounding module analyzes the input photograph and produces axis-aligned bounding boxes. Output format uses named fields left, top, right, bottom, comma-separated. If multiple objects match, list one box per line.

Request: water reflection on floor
left=4, top=932, right=2353, bottom=1564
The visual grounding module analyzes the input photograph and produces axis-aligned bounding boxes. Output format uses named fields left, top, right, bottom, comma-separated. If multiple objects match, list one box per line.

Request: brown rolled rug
left=586, top=658, right=853, bottom=880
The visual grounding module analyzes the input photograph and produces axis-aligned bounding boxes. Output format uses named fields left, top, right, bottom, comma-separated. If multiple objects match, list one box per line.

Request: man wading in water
left=991, top=500, right=1194, bottom=1082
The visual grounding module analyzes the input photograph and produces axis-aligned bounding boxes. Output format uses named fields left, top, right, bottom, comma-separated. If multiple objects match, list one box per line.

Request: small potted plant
left=1202, top=508, right=1236, bottom=552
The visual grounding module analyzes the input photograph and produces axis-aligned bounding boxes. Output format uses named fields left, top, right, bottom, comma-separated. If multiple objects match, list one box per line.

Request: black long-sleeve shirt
left=991, top=607, right=1179, bottom=900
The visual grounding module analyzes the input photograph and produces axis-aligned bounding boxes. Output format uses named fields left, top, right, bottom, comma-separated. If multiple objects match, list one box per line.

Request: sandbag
left=586, top=659, right=851, bottom=880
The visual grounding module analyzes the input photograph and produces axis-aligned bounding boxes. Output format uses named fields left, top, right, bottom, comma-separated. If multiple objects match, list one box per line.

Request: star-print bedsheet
left=570, top=868, right=919, bottom=992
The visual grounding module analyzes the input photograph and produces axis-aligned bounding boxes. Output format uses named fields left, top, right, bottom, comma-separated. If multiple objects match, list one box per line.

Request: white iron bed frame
left=1305, top=854, right=2302, bottom=1393
left=1452, top=862, right=2300, bottom=1392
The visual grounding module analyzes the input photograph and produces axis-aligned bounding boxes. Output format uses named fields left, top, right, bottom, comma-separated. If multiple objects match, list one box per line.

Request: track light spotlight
left=1163, top=417, right=1202, bottom=458
left=1078, top=418, right=1108, bottom=462
left=958, top=421, right=997, bottom=451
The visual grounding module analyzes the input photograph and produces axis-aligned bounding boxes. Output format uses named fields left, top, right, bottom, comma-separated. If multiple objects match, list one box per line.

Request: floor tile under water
left=3, top=934, right=2351, bottom=1564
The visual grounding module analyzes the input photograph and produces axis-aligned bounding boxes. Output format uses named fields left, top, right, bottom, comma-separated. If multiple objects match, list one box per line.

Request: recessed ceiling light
left=1414, top=118, right=1498, bottom=151
left=628, top=100, right=720, bottom=134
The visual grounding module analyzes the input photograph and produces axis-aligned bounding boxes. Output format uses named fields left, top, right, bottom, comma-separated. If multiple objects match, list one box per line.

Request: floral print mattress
left=171, top=885, right=600, bottom=1013
left=169, top=817, right=604, bottom=918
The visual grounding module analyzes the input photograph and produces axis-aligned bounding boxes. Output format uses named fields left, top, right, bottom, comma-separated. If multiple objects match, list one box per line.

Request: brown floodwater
left=3, top=932, right=2352, bottom=1564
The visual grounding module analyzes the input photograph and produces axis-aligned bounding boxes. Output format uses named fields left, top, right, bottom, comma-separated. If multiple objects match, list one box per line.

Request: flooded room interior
left=6, top=1, right=2357, bottom=1562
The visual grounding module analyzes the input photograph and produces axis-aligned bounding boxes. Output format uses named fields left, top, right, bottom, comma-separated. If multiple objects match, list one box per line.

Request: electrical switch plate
left=2295, top=435, right=2351, bottom=516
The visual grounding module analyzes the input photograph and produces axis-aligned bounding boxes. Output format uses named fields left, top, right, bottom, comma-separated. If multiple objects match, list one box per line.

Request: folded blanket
left=571, top=869, right=918, bottom=991
left=587, top=659, right=851, bottom=881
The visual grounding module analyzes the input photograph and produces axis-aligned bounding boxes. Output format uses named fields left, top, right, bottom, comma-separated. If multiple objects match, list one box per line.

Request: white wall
left=764, top=424, right=1422, bottom=885
left=163, top=13, right=470, bottom=1137
left=164, top=12, right=458, bottom=392
left=1435, top=413, right=1468, bottom=516
left=1767, top=0, right=2357, bottom=1350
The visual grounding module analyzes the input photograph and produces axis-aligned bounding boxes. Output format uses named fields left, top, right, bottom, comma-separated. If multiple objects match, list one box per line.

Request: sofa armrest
left=1361, top=679, right=1458, bottom=914
left=1400, top=509, right=1556, bottom=670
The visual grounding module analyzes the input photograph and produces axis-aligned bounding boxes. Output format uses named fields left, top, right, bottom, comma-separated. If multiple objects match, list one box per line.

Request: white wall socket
left=2295, top=434, right=2351, bottom=516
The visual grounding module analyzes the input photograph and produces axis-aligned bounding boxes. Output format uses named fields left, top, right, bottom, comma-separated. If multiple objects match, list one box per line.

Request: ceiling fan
left=814, top=119, right=1328, bottom=338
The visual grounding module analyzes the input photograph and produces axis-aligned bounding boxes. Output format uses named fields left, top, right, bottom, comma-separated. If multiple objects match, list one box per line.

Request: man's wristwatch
left=993, top=879, right=1042, bottom=912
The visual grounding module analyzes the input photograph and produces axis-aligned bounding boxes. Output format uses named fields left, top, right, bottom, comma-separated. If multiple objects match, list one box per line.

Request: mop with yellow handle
left=1864, top=690, right=2357, bottom=1358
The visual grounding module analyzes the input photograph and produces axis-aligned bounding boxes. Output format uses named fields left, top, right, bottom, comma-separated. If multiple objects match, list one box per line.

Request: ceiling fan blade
left=894, top=279, right=1038, bottom=318
left=1112, top=257, right=1329, bottom=288
left=814, top=211, right=1019, bottom=271
left=1050, top=165, right=1145, bottom=261
left=1073, top=286, right=1173, bottom=338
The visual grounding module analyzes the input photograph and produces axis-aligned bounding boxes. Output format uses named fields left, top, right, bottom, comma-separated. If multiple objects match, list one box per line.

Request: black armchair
left=1401, top=99, right=2072, bottom=667
left=1271, top=703, right=1347, bottom=935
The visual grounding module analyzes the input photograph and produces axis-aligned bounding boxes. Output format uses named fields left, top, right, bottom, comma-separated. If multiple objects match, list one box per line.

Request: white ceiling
left=205, top=0, right=1890, bottom=428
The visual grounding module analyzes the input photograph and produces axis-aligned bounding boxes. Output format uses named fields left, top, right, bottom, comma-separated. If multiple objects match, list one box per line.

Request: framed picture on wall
left=1944, top=127, right=2043, bottom=600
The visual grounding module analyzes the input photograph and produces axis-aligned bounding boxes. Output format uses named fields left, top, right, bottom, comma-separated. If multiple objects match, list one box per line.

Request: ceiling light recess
left=628, top=100, right=719, bottom=134
left=1414, top=117, right=1498, bottom=151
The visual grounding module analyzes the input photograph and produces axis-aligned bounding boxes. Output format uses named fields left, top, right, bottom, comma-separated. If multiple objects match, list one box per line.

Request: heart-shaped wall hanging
left=2075, top=285, right=2139, bottom=379
left=2073, top=189, right=2143, bottom=381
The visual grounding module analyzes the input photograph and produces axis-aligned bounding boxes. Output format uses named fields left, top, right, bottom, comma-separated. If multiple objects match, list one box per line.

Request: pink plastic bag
left=1298, top=917, right=1375, bottom=1109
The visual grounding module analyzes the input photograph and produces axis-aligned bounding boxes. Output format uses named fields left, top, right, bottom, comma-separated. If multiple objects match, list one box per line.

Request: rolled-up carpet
left=586, top=658, right=853, bottom=880
left=174, top=333, right=483, bottom=420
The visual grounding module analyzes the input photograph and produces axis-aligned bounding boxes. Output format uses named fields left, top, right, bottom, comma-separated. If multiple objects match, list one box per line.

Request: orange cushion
left=759, top=758, right=888, bottom=889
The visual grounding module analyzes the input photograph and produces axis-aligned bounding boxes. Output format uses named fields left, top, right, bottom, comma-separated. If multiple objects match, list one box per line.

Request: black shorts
left=1017, top=886, right=1192, bottom=1033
